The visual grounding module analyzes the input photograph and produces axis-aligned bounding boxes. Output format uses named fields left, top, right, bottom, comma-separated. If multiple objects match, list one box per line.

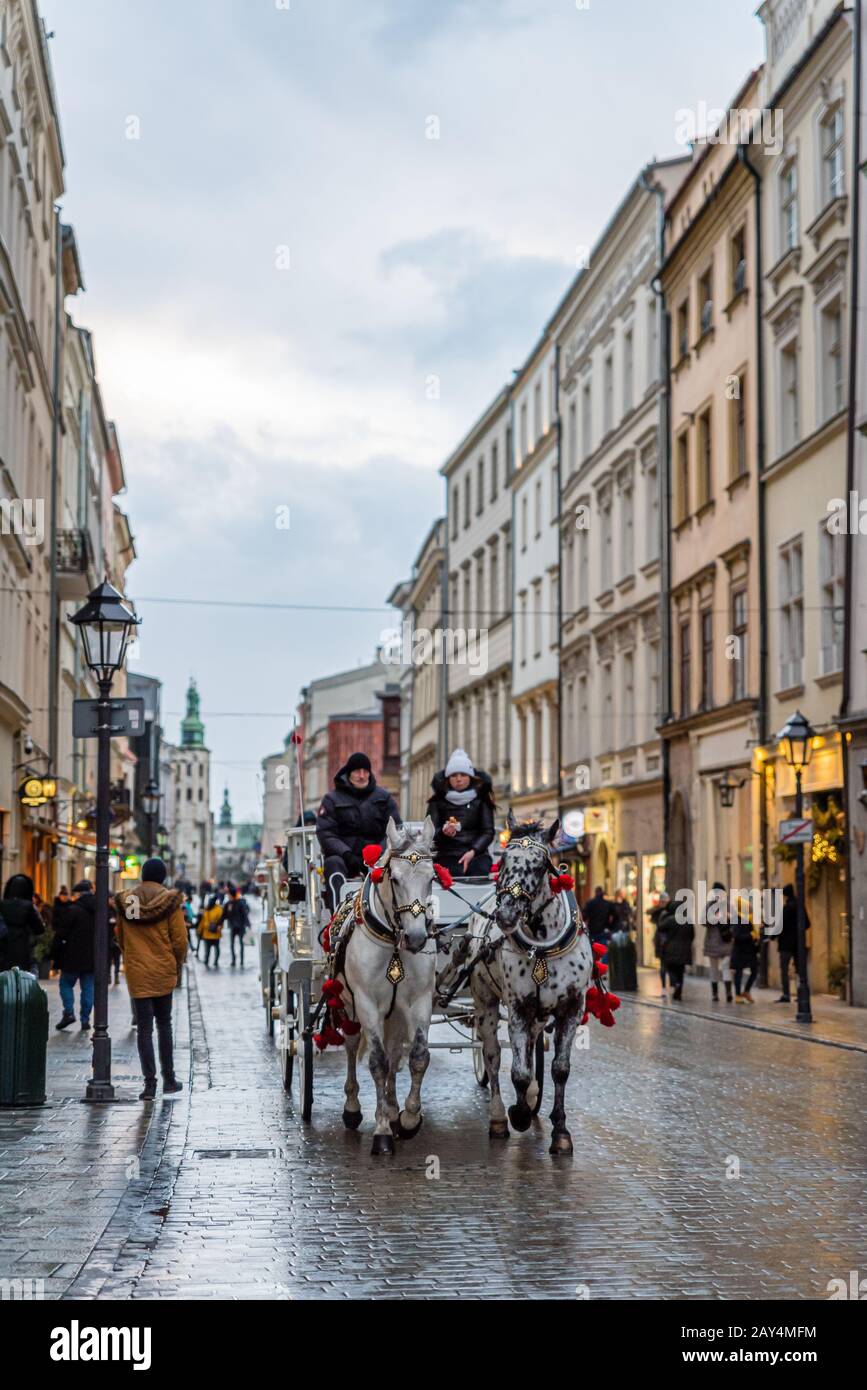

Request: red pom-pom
left=580, top=1011, right=589, bottom=1026
left=433, top=863, right=453, bottom=889
left=321, top=926, right=331, bottom=954
left=549, top=873, right=574, bottom=893
left=491, top=862, right=500, bottom=878
left=362, top=844, right=382, bottom=868
left=591, top=942, right=607, bottom=958
left=595, top=961, right=608, bottom=976
left=341, top=1018, right=361, bottom=1035
left=313, top=1032, right=327, bottom=1051
left=371, top=866, right=384, bottom=882
left=604, top=991, right=621, bottom=1011
left=598, top=1010, right=616, bottom=1027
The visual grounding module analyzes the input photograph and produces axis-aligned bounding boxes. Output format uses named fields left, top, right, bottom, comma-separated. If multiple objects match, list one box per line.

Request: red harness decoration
left=433, top=863, right=453, bottom=890
left=313, top=977, right=362, bottom=1051
left=362, top=844, right=382, bottom=868
left=549, top=872, right=575, bottom=894
left=581, top=945, right=621, bottom=1027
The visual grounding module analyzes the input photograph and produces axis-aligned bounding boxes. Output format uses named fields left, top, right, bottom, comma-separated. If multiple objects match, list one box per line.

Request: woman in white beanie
left=426, top=749, right=495, bottom=877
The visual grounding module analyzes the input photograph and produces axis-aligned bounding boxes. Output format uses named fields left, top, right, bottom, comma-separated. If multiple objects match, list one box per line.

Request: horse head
left=496, top=816, right=560, bottom=935
left=381, top=816, right=436, bottom=953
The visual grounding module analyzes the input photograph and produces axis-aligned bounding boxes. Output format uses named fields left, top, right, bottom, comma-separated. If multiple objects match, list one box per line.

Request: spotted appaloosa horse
left=458, top=816, right=594, bottom=1155
left=338, top=818, right=437, bottom=1156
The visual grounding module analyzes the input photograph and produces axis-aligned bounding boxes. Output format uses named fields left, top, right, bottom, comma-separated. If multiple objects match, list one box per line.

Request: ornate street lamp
left=142, top=778, right=160, bottom=857
left=777, top=709, right=816, bottom=1025
left=69, top=581, right=140, bottom=1102
left=717, top=770, right=741, bottom=809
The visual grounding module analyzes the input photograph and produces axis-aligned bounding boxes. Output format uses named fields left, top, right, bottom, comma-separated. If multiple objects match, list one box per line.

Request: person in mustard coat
left=196, top=893, right=225, bottom=967
left=115, top=858, right=188, bottom=1100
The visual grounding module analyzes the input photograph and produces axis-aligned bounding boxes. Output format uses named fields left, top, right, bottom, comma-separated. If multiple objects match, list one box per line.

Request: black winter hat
left=141, top=858, right=168, bottom=884
left=344, top=752, right=371, bottom=775
left=72, top=879, right=93, bottom=894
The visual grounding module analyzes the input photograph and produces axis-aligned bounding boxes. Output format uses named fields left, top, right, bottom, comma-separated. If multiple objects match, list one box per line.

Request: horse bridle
left=369, top=848, right=437, bottom=941
left=496, top=837, right=560, bottom=916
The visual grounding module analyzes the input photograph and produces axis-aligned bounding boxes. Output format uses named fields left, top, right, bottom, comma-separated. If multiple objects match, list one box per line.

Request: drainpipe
left=47, top=210, right=63, bottom=781
left=439, top=507, right=449, bottom=770
left=554, top=344, right=563, bottom=818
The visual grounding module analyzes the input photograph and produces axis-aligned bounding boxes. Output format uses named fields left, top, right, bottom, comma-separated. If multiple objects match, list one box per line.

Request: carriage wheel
left=296, top=978, right=314, bottom=1122
left=531, top=1033, right=545, bottom=1115
left=267, top=962, right=277, bottom=1038
left=280, top=986, right=295, bottom=1093
left=472, top=1020, right=489, bottom=1087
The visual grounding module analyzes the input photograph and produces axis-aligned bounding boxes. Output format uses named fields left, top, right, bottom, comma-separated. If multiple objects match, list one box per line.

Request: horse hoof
left=508, top=1103, right=532, bottom=1134
left=549, top=1131, right=574, bottom=1156
left=488, top=1121, right=510, bottom=1140
left=392, top=1113, right=423, bottom=1141
left=371, top=1133, right=395, bottom=1156
left=342, top=1108, right=362, bottom=1130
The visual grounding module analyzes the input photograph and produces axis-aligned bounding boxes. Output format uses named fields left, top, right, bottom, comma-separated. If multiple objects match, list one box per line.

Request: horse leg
left=342, top=1027, right=363, bottom=1129
left=384, top=1023, right=402, bottom=1131
left=368, top=1031, right=395, bottom=1156
left=395, top=1023, right=429, bottom=1139
left=548, top=1010, right=579, bottom=1157
left=507, top=1011, right=535, bottom=1133
left=478, top=1002, right=507, bottom=1139
left=525, top=1021, right=542, bottom=1113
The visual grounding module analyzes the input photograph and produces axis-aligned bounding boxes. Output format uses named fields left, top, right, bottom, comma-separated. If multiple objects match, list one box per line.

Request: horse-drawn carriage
left=260, top=815, right=611, bottom=1155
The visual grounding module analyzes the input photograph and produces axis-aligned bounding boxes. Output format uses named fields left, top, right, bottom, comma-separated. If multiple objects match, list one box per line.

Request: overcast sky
left=44, top=0, right=765, bottom=821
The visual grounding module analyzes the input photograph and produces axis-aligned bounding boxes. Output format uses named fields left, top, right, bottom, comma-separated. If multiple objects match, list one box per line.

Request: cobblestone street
left=5, top=950, right=863, bottom=1301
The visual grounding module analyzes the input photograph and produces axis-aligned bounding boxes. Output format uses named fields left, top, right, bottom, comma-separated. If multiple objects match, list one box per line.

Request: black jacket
left=316, top=766, right=401, bottom=872
left=779, top=897, right=807, bottom=954
left=51, top=893, right=106, bottom=974
left=583, top=893, right=614, bottom=940
left=426, top=769, right=495, bottom=862
left=653, top=906, right=694, bottom=966
left=0, top=897, right=44, bottom=970
left=225, top=897, right=250, bottom=932
left=730, top=920, right=759, bottom=968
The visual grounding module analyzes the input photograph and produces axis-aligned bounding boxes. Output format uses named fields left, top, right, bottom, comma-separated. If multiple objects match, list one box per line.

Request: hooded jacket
left=0, top=876, right=44, bottom=971
left=114, top=881, right=188, bottom=998
left=316, top=764, right=401, bottom=870
left=51, top=890, right=108, bottom=974
left=426, top=768, right=495, bottom=861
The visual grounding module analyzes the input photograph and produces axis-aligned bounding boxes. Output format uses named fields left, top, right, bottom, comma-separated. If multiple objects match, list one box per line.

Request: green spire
left=219, top=786, right=232, bottom=828
left=181, top=678, right=205, bottom=747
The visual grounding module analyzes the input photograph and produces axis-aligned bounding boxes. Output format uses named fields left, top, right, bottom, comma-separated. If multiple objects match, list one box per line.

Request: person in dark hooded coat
left=0, top=873, right=44, bottom=974
left=316, top=752, right=401, bottom=908
left=426, top=749, right=495, bottom=877
left=51, top=879, right=101, bottom=1029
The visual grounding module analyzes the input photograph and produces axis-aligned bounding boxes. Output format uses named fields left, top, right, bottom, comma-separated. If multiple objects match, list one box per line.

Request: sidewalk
left=624, top=966, right=867, bottom=1053
left=0, top=970, right=189, bottom=1299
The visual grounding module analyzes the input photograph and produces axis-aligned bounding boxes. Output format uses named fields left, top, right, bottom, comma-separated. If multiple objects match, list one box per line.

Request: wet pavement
left=3, top=949, right=866, bottom=1300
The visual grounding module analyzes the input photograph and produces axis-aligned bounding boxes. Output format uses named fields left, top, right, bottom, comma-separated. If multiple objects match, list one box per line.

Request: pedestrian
left=0, top=874, right=45, bottom=976
left=225, top=888, right=251, bottom=967
left=315, top=751, right=401, bottom=910
left=703, top=881, right=734, bottom=1003
left=51, top=880, right=101, bottom=1030
left=182, top=894, right=196, bottom=952
left=654, top=892, right=693, bottom=1001
left=426, top=749, right=495, bottom=877
left=776, top=882, right=808, bottom=1003
left=648, top=893, right=673, bottom=998
left=197, top=892, right=225, bottom=966
left=114, top=857, right=187, bottom=1100
left=611, top=888, right=634, bottom=935
left=582, top=886, right=614, bottom=944
left=730, top=896, right=760, bottom=1003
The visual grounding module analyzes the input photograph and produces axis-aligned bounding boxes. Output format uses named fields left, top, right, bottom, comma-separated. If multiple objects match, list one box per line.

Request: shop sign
left=584, top=806, right=610, bottom=835
left=778, top=817, right=813, bottom=845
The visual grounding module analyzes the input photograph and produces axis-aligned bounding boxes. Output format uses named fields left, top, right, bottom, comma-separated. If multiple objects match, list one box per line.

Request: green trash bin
left=607, top=931, right=638, bottom=992
left=0, top=967, right=48, bottom=1107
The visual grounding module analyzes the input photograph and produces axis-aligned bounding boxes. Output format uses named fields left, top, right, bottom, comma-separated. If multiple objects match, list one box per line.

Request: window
left=534, top=478, right=542, bottom=538
left=198, top=787, right=204, bottom=802
left=578, top=527, right=589, bottom=609
left=600, top=493, right=612, bottom=591
left=577, top=673, right=589, bottom=761
left=731, top=373, right=747, bottom=479
left=550, top=359, right=558, bottom=421
left=601, top=661, right=613, bottom=752
left=451, top=488, right=459, bottom=539
left=679, top=619, right=691, bottom=717
left=648, top=296, right=659, bottom=383
left=490, top=441, right=498, bottom=501
left=819, top=523, right=845, bottom=674
left=780, top=160, right=798, bottom=252
left=521, top=495, right=528, bottom=551
left=730, top=227, right=746, bottom=296
left=519, top=402, right=528, bottom=460
left=462, top=569, right=471, bottom=629
left=533, top=580, right=542, bottom=658
left=648, top=640, right=661, bottom=737
left=603, top=355, right=614, bottom=434
left=621, top=483, right=634, bottom=579
left=623, top=329, right=633, bottom=413
left=568, top=400, right=577, bottom=475
left=821, top=104, right=844, bottom=204
left=779, top=535, right=804, bottom=689
left=505, top=425, right=513, bottom=478
left=489, top=541, right=499, bottom=623
left=675, top=430, right=690, bottom=523
left=645, top=460, right=659, bottom=564
left=550, top=464, right=558, bottom=521
left=781, top=339, right=800, bottom=451
left=821, top=298, right=844, bottom=419
left=698, top=266, right=713, bottom=335
left=731, top=588, right=748, bottom=700
left=534, top=380, right=542, bottom=441
left=697, top=407, right=713, bottom=506
left=700, top=609, right=713, bottom=710
left=581, top=379, right=592, bottom=459
left=549, top=572, right=558, bottom=647
left=475, top=554, right=485, bottom=626
left=519, top=591, right=528, bottom=664
left=463, top=473, right=471, bottom=529
left=621, top=650, right=634, bottom=747
left=476, top=456, right=484, bottom=515
left=186, top=788, right=192, bottom=802
left=677, top=299, right=689, bottom=360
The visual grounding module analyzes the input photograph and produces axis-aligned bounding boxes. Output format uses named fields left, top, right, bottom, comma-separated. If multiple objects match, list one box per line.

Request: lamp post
left=69, top=581, right=140, bottom=1102
left=142, top=778, right=160, bottom=857
left=777, top=709, right=815, bottom=1024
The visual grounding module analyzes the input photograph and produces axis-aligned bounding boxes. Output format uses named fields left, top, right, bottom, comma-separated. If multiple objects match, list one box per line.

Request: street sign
left=72, top=697, right=146, bottom=739
left=779, top=817, right=813, bottom=845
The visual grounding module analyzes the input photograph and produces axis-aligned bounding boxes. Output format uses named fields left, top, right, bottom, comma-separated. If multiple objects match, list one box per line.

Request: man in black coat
left=316, top=752, right=401, bottom=909
left=0, top=874, right=44, bottom=974
left=51, top=880, right=103, bottom=1030
left=777, top=882, right=809, bottom=1002
left=582, top=886, right=614, bottom=943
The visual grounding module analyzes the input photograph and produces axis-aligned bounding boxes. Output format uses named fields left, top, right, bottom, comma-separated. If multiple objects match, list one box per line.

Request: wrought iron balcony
left=56, top=528, right=94, bottom=599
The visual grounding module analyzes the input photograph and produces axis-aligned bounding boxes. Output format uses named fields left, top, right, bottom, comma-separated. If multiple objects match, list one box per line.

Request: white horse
left=337, top=817, right=437, bottom=1156
left=454, top=817, right=594, bottom=1156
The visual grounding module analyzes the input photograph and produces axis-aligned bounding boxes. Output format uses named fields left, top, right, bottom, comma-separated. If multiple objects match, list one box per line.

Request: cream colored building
left=749, top=0, right=853, bottom=995
left=661, top=75, right=765, bottom=955
left=442, top=389, right=512, bottom=805
left=510, top=335, right=559, bottom=822
left=559, top=159, right=686, bottom=951
left=396, top=517, right=445, bottom=819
